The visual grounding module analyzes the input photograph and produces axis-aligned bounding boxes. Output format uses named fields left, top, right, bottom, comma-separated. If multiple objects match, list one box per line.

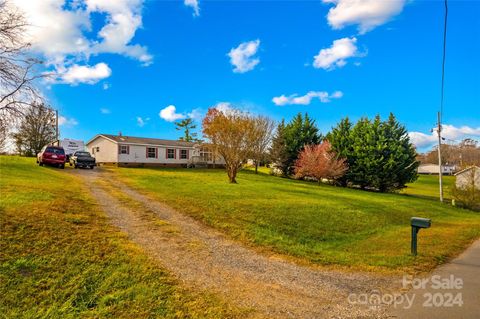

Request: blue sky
left=16, top=0, right=480, bottom=151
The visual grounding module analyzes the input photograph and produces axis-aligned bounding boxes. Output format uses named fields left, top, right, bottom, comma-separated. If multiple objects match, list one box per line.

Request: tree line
left=201, top=106, right=419, bottom=192
left=418, top=139, right=480, bottom=168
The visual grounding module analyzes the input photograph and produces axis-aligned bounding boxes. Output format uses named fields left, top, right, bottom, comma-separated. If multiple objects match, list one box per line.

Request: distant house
left=417, top=164, right=456, bottom=175
left=86, top=134, right=224, bottom=167
left=455, top=166, right=480, bottom=190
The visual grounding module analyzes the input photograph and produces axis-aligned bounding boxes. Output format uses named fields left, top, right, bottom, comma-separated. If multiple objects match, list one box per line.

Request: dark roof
left=98, top=134, right=196, bottom=147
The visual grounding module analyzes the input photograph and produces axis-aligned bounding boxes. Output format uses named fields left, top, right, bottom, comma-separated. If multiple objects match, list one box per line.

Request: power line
left=440, top=0, right=448, bottom=121
left=437, top=0, right=448, bottom=203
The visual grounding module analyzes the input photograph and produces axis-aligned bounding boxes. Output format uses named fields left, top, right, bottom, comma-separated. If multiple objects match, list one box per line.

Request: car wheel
left=90, top=165, right=94, bottom=169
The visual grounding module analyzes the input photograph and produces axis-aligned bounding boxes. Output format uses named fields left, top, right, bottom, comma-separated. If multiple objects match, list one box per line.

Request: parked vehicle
left=69, top=151, right=96, bottom=169
left=37, top=146, right=66, bottom=168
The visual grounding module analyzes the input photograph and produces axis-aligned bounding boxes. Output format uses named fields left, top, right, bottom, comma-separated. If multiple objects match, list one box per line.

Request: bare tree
left=1, top=0, right=44, bottom=121
left=249, top=115, right=275, bottom=174
left=12, top=103, right=56, bottom=156
left=0, top=116, right=7, bottom=152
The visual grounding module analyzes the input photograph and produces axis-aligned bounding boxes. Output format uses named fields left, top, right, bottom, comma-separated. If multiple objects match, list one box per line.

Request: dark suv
left=37, top=146, right=66, bottom=169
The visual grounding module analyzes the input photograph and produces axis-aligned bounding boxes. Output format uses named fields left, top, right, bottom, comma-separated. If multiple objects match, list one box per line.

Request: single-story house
left=417, top=163, right=456, bottom=175
left=455, top=166, right=480, bottom=190
left=86, top=134, right=225, bottom=167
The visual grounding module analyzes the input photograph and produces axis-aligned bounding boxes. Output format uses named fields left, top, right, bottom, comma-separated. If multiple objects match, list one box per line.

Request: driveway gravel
left=72, top=168, right=401, bottom=318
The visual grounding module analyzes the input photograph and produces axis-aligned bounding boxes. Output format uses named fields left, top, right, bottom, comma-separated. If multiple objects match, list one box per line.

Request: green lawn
left=0, top=156, right=245, bottom=318
left=401, top=174, right=455, bottom=201
left=113, top=166, right=480, bottom=273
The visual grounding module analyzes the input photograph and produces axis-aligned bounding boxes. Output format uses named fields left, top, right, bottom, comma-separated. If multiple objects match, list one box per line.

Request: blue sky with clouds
left=15, top=0, right=480, bottom=151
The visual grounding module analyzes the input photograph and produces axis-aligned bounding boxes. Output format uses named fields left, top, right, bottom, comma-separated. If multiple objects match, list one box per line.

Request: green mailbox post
left=411, top=217, right=431, bottom=256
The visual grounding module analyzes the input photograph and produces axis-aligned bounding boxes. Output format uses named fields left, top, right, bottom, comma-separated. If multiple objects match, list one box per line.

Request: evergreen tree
left=269, top=120, right=289, bottom=176
left=328, top=114, right=418, bottom=192
left=283, top=113, right=321, bottom=175
left=326, top=117, right=353, bottom=186
left=375, top=113, right=418, bottom=191
left=175, top=118, right=198, bottom=142
left=270, top=113, right=321, bottom=176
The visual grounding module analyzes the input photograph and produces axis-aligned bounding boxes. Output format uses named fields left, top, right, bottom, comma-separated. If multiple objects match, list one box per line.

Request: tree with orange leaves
left=202, top=107, right=255, bottom=183
left=294, top=141, right=347, bottom=183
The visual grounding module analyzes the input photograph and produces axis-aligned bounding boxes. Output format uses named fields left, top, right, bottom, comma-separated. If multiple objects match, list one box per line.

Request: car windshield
left=76, top=152, right=90, bottom=156
left=45, top=147, right=65, bottom=154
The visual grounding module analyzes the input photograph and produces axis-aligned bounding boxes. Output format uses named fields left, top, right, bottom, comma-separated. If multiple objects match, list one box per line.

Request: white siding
left=418, top=164, right=455, bottom=175
left=86, top=135, right=226, bottom=165
left=455, top=168, right=480, bottom=190
left=87, top=136, right=118, bottom=163
left=118, top=144, right=196, bottom=165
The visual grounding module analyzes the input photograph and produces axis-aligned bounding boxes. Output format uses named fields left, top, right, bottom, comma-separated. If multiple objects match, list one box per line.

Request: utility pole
left=437, top=111, right=443, bottom=202
left=55, top=109, right=59, bottom=142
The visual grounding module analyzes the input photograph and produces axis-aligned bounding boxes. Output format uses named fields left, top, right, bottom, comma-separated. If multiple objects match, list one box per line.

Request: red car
left=37, top=145, right=66, bottom=169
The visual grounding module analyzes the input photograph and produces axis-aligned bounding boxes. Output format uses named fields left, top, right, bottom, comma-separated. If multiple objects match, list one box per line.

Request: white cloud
left=313, top=37, right=362, bottom=70
left=58, top=63, right=112, bottom=84
left=12, top=0, right=152, bottom=85
left=409, top=125, right=480, bottom=149
left=187, top=108, right=203, bottom=120
left=87, top=0, right=153, bottom=66
left=13, top=0, right=90, bottom=62
left=103, top=82, right=111, bottom=90
left=213, top=102, right=234, bottom=114
left=159, top=105, right=187, bottom=122
left=272, top=91, right=343, bottom=106
left=228, top=39, right=261, bottom=73
left=100, top=108, right=111, bottom=114
left=184, top=0, right=200, bottom=16
left=323, top=0, right=406, bottom=34
left=58, top=116, right=78, bottom=127
left=136, top=116, right=149, bottom=127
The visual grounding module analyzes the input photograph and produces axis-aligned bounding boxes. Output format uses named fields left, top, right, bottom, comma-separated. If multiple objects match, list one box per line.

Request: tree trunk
left=255, top=161, right=258, bottom=174
left=226, top=164, right=238, bottom=183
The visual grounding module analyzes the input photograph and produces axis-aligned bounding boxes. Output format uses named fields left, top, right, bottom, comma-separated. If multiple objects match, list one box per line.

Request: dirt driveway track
left=72, top=168, right=401, bottom=318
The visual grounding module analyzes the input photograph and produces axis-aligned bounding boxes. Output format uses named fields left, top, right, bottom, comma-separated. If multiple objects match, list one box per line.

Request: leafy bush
left=294, top=141, right=347, bottom=183
left=452, top=168, right=480, bottom=211
left=452, top=186, right=480, bottom=211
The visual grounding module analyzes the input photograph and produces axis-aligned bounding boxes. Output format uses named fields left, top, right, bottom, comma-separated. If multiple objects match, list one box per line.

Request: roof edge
left=454, top=166, right=480, bottom=176
left=86, top=134, right=118, bottom=145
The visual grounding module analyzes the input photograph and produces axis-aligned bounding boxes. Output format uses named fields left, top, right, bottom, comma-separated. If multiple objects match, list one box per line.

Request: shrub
left=294, top=141, right=347, bottom=183
left=452, top=168, right=480, bottom=211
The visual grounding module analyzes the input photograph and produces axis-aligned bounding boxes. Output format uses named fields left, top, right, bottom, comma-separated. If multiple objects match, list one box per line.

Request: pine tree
left=327, top=117, right=353, bottom=186
left=270, top=120, right=289, bottom=176
left=328, top=114, right=418, bottom=192
left=283, top=113, right=321, bottom=175
left=175, top=118, right=199, bottom=142
left=270, top=113, right=321, bottom=176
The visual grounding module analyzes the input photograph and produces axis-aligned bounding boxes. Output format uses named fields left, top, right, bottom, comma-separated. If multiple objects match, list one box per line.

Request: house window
left=180, top=149, right=188, bottom=159
left=119, top=145, right=129, bottom=154
left=166, top=149, right=175, bottom=159
left=200, top=148, right=212, bottom=162
left=147, top=147, right=157, bottom=158
left=96, top=147, right=100, bottom=152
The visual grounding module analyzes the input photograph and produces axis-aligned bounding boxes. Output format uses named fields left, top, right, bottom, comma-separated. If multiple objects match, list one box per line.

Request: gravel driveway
left=72, top=168, right=400, bottom=318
